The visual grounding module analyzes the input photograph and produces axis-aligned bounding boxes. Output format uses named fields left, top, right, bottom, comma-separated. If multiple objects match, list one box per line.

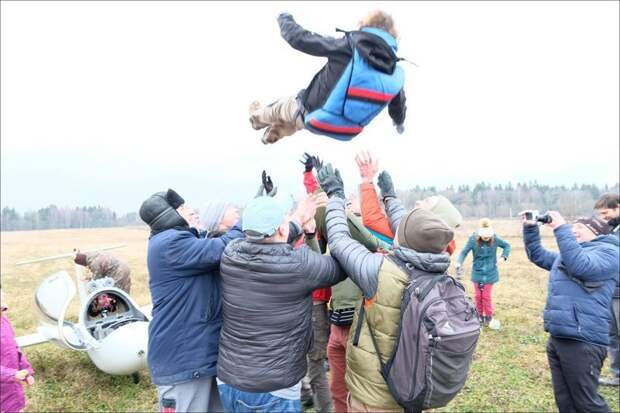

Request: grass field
left=1, top=222, right=618, bottom=412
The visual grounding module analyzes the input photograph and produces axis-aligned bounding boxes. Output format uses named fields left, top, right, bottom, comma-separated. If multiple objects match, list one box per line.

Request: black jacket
left=278, top=13, right=407, bottom=125
left=217, top=230, right=345, bottom=392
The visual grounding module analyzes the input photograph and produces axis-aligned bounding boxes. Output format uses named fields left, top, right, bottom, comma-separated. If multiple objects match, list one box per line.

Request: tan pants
left=347, top=394, right=404, bottom=413
left=250, top=96, right=304, bottom=144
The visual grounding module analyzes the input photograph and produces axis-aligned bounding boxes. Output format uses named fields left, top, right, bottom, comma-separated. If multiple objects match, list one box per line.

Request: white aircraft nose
left=88, top=321, right=149, bottom=376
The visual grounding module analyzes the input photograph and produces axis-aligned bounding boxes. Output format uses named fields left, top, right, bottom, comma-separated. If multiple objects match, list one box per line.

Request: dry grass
left=0, top=222, right=618, bottom=412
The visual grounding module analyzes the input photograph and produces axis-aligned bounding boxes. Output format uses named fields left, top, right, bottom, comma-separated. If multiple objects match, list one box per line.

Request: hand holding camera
left=520, top=210, right=552, bottom=226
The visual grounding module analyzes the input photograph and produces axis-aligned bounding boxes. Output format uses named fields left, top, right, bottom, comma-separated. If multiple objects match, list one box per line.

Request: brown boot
left=249, top=101, right=269, bottom=130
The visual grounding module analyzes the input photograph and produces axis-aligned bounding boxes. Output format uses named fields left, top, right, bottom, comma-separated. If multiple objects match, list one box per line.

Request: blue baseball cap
left=242, top=195, right=294, bottom=239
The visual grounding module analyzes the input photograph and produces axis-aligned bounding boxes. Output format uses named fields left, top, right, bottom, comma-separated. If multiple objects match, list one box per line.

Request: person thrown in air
left=250, top=10, right=407, bottom=144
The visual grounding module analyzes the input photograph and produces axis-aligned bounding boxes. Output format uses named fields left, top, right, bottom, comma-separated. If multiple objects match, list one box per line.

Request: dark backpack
left=353, top=258, right=480, bottom=412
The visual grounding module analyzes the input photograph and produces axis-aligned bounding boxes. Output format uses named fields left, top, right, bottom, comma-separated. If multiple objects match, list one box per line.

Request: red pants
left=327, top=324, right=350, bottom=413
left=473, top=282, right=494, bottom=317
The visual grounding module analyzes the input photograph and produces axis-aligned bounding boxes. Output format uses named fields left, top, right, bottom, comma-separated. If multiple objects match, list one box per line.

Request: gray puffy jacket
left=325, top=197, right=450, bottom=298
left=217, top=232, right=345, bottom=392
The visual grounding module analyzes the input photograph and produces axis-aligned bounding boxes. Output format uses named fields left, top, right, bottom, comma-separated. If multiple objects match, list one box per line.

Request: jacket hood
left=139, top=191, right=188, bottom=237
left=393, top=246, right=451, bottom=274
left=352, top=28, right=399, bottom=74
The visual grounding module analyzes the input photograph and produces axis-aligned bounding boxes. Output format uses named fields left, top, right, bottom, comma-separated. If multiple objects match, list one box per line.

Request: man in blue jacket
left=523, top=211, right=619, bottom=413
left=250, top=10, right=407, bottom=144
left=139, top=189, right=244, bottom=412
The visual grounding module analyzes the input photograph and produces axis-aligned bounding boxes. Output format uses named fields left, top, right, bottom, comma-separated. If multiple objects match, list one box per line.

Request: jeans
left=218, top=383, right=301, bottom=413
left=546, top=336, right=610, bottom=413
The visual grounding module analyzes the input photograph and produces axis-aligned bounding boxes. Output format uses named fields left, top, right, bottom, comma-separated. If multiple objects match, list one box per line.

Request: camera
left=521, top=210, right=552, bottom=224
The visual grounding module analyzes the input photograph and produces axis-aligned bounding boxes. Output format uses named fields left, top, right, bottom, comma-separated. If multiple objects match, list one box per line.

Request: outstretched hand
left=262, top=170, right=277, bottom=197
left=295, top=193, right=324, bottom=226
left=355, top=151, right=379, bottom=184
left=317, top=164, right=345, bottom=199
left=300, top=153, right=314, bottom=173
left=377, top=171, right=396, bottom=200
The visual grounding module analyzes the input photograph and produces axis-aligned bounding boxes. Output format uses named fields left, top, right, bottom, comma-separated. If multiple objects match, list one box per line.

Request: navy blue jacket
left=146, top=224, right=244, bottom=385
left=524, top=224, right=619, bottom=346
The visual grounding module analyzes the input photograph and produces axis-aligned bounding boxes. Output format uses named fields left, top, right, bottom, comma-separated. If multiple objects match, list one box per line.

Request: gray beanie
left=397, top=208, right=454, bottom=253
left=201, top=202, right=230, bottom=234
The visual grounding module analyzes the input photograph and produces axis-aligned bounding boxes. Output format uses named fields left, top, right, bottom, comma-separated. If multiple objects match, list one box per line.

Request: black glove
left=262, top=170, right=277, bottom=197
left=377, top=171, right=396, bottom=200
left=300, top=153, right=313, bottom=173
left=317, top=163, right=345, bottom=199
left=311, top=155, right=323, bottom=172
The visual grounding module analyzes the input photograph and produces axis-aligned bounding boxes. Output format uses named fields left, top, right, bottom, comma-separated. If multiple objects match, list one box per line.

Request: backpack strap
left=352, top=300, right=366, bottom=346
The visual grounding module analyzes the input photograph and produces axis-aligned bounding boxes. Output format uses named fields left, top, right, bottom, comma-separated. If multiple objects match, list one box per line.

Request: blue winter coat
left=524, top=224, right=619, bottom=346
left=146, top=224, right=244, bottom=385
left=457, top=234, right=511, bottom=284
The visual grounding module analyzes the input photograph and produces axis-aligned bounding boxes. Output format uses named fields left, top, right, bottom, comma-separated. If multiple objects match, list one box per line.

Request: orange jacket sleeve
left=360, top=183, right=394, bottom=239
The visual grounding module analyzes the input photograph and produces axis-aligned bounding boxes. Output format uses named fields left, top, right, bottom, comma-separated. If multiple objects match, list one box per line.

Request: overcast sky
left=1, top=1, right=618, bottom=214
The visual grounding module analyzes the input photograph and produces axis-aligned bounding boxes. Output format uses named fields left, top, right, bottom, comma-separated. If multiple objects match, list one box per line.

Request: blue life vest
left=304, top=28, right=405, bottom=141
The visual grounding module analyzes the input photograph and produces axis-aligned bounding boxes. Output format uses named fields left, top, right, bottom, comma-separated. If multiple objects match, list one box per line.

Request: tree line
left=1, top=182, right=618, bottom=231
left=397, top=182, right=619, bottom=219
left=0, top=205, right=141, bottom=231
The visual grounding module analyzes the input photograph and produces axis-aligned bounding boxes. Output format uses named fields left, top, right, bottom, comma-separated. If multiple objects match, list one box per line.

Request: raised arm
left=377, top=171, right=406, bottom=234
left=168, top=222, right=244, bottom=272
left=554, top=224, right=619, bottom=282
left=523, top=224, right=558, bottom=271
left=299, top=245, right=345, bottom=290
left=277, top=13, right=346, bottom=57
left=355, top=151, right=394, bottom=239
left=318, top=164, right=384, bottom=299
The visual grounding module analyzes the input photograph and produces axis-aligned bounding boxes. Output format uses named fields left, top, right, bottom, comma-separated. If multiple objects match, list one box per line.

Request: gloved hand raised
left=317, top=163, right=345, bottom=199
left=311, top=155, right=324, bottom=172
left=300, top=152, right=314, bottom=173
left=256, top=170, right=278, bottom=198
left=377, top=171, right=397, bottom=200
left=262, top=170, right=277, bottom=196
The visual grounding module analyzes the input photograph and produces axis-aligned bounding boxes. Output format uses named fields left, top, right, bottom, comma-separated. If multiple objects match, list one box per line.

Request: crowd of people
left=1, top=8, right=619, bottom=413
left=1, top=153, right=619, bottom=413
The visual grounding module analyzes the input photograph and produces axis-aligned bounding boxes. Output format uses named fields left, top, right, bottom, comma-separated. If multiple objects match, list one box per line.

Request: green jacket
left=345, top=257, right=406, bottom=410
left=315, top=205, right=390, bottom=312
left=457, top=234, right=511, bottom=284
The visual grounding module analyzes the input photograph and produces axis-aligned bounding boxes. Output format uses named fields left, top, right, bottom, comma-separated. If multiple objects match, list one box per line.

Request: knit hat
left=477, top=218, right=495, bottom=238
left=574, top=216, right=611, bottom=237
left=428, top=195, right=463, bottom=229
left=397, top=208, right=454, bottom=253
left=201, top=202, right=230, bottom=234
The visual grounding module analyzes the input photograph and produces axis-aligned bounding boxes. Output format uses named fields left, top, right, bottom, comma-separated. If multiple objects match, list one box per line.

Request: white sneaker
left=488, top=318, right=501, bottom=330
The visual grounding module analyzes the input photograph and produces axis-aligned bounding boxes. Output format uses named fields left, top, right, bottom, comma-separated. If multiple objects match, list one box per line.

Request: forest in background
left=2, top=182, right=619, bottom=231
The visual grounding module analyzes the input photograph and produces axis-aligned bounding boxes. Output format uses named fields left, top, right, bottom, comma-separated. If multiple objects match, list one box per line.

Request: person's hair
left=476, top=235, right=495, bottom=247
left=594, top=192, right=620, bottom=210
left=359, top=10, right=398, bottom=39
left=476, top=218, right=494, bottom=246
